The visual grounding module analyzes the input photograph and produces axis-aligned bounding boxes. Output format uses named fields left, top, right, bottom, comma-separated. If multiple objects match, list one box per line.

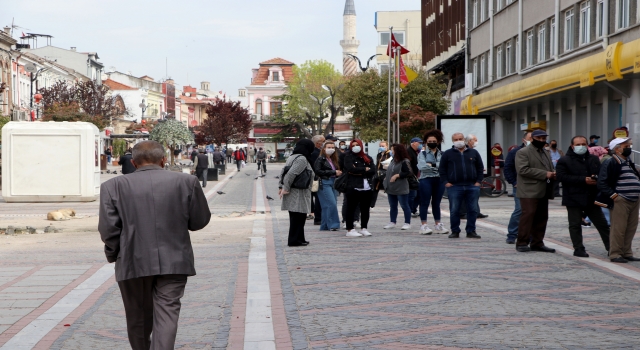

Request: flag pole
left=396, top=46, right=401, bottom=144
left=387, top=27, right=393, bottom=145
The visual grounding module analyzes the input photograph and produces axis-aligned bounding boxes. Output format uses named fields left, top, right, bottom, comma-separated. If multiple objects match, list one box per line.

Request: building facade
left=26, top=46, right=103, bottom=84
left=375, top=10, right=423, bottom=71
left=0, top=27, right=16, bottom=116
left=464, top=0, right=640, bottom=150
left=341, top=0, right=360, bottom=76
left=105, top=72, right=165, bottom=120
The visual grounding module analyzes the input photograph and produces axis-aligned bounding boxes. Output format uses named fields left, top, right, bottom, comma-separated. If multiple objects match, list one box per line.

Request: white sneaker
left=383, top=222, right=396, bottom=229
left=342, top=222, right=347, bottom=229
left=355, top=221, right=361, bottom=229
left=433, top=223, right=449, bottom=234
left=360, top=229, right=372, bottom=236
left=411, top=212, right=419, bottom=218
left=401, top=223, right=411, bottom=230
left=420, top=224, right=433, bottom=235
left=346, top=229, right=363, bottom=237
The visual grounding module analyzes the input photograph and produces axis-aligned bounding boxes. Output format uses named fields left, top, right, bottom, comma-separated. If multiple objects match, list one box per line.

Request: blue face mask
left=416, top=144, right=423, bottom=151
left=379, top=147, right=387, bottom=153
left=594, top=139, right=599, bottom=144
left=390, top=151, right=394, bottom=158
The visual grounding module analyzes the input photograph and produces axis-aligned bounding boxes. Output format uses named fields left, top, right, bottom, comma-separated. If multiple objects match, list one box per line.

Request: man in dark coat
left=190, top=148, right=198, bottom=162
left=556, top=135, right=610, bottom=257
left=504, top=132, right=531, bottom=244
left=118, top=149, right=136, bottom=175
left=193, top=148, right=210, bottom=188
left=99, top=141, right=211, bottom=350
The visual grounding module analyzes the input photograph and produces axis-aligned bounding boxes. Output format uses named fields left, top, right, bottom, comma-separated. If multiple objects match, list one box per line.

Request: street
left=0, top=163, right=639, bottom=349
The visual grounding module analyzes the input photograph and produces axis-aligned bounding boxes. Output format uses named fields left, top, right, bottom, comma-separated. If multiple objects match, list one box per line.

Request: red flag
left=386, top=33, right=409, bottom=58
left=396, top=56, right=409, bottom=86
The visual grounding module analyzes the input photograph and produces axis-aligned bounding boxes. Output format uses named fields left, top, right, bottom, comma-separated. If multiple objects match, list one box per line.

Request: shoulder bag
left=404, top=159, right=420, bottom=191
left=334, top=173, right=349, bottom=193
left=281, top=155, right=313, bottom=189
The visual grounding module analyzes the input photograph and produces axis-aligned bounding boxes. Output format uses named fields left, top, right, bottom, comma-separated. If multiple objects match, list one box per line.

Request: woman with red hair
left=343, top=139, right=376, bottom=237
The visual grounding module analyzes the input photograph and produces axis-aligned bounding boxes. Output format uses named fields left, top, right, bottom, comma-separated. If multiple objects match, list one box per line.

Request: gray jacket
left=99, top=165, right=211, bottom=281
left=384, top=159, right=410, bottom=195
left=280, top=155, right=312, bottom=213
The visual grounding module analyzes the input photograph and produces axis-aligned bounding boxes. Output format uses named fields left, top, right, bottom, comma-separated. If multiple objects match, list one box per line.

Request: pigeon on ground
left=245, top=173, right=250, bottom=176
left=274, top=176, right=280, bottom=179
left=229, top=176, right=233, bottom=179
left=255, top=177, right=259, bottom=180
left=266, top=195, right=274, bottom=200
left=106, top=170, right=111, bottom=174
left=101, top=172, right=104, bottom=174
left=112, top=171, right=118, bottom=174
left=217, top=191, right=225, bottom=195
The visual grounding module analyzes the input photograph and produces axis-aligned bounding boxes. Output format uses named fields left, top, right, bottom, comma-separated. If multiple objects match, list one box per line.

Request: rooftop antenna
left=10, top=18, right=30, bottom=38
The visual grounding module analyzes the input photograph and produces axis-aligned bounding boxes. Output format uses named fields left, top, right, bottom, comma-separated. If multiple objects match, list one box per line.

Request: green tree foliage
left=273, top=60, right=344, bottom=137
left=149, top=119, right=193, bottom=165
left=0, top=115, right=10, bottom=142
left=112, top=139, right=127, bottom=158
left=341, top=70, right=450, bottom=142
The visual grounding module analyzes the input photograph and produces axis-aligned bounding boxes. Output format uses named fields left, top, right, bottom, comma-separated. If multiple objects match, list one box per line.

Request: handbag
left=281, top=155, right=313, bottom=189
left=403, top=159, right=419, bottom=191
left=334, top=173, right=349, bottom=193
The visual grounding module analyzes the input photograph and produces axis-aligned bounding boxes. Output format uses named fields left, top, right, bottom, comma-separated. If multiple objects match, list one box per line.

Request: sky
left=3, top=0, right=419, bottom=97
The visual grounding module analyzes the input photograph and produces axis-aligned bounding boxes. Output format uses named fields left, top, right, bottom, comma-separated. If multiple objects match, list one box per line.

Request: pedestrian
left=248, top=146, right=256, bottom=163
left=233, top=147, right=245, bottom=171
left=597, top=137, right=640, bottom=263
left=439, top=132, right=483, bottom=239
left=338, top=140, right=347, bottom=154
left=212, top=147, right=225, bottom=165
left=309, top=135, right=325, bottom=225
left=589, top=145, right=612, bottom=225
left=589, top=135, right=601, bottom=147
left=226, top=147, right=233, bottom=164
left=190, top=148, right=198, bottom=163
left=549, top=140, right=564, bottom=196
left=99, top=141, right=211, bottom=350
left=118, top=148, right=136, bottom=175
left=417, top=129, right=449, bottom=235
left=279, top=139, right=315, bottom=247
left=556, top=135, right=610, bottom=257
left=514, top=130, right=556, bottom=253
left=504, top=132, right=532, bottom=244
left=313, top=141, right=342, bottom=231
left=371, top=141, right=392, bottom=208
left=458, top=134, right=489, bottom=219
left=383, top=144, right=413, bottom=230
left=105, top=147, right=112, bottom=164
left=407, top=137, right=422, bottom=217
left=256, top=147, right=267, bottom=173
left=193, top=148, right=209, bottom=188
left=339, top=143, right=360, bottom=228
left=344, top=139, right=376, bottom=237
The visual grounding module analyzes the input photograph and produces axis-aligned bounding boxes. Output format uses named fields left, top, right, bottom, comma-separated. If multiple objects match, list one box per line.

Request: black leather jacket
left=555, top=148, right=601, bottom=207
left=344, top=152, right=376, bottom=189
left=314, top=156, right=339, bottom=180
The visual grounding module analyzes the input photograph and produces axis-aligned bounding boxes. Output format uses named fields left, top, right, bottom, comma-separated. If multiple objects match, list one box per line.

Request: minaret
left=340, top=0, right=360, bottom=76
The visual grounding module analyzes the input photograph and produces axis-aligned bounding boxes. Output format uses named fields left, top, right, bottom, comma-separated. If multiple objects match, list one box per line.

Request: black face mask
left=622, top=147, right=632, bottom=157
left=551, top=143, right=557, bottom=149
left=532, top=139, right=546, bottom=149
left=427, top=143, right=438, bottom=149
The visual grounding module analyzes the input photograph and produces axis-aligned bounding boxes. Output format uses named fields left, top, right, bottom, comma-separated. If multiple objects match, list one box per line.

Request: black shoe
left=466, top=231, right=481, bottom=239
left=516, top=245, right=531, bottom=252
left=288, top=243, right=307, bottom=247
left=330, top=228, right=338, bottom=231
left=448, top=232, right=460, bottom=238
left=506, top=239, right=516, bottom=244
left=459, top=215, right=467, bottom=220
left=624, top=256, right=640, bottom=261
left=313, top=221, right=321, bottom=225
left=477, top=213, right=489, bottom=218
left=581, top=222, right=591, bottom=228
left=303, top=241, right=310, bottom=245
left=531, top=245, right=556, bottom=253
left=611, top=257, right=628, bottom=263
left=573, top=249, right=589, bottom=258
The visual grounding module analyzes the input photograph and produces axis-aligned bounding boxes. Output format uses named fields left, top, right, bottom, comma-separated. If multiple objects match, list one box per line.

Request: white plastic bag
left=241, top=161, right=246, bottom=168
left=381, top=158, right=392, bottom=170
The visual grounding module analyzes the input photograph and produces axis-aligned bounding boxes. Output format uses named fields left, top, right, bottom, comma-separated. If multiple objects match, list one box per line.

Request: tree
left=149, top=119, right=193, bottom=165
left=39, top=80, right=127, bottom=130
left=273, top=60, right=344, bottom=137
left=0, top=114, right=9, bottom=142
left=397, top=106, right=437, bottom=144
left=199, top=99, right=252, bottom=146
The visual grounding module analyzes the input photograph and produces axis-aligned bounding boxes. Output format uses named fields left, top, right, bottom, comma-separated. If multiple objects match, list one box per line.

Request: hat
left=325, top=134, right=338, bottom=141
left=590, top=135, right=601, bottom=140
left=531, top=130, right=549, bottom=137
left=410, top=137, right=423, bottom=143
left=609, top=137, right=630, bottom=150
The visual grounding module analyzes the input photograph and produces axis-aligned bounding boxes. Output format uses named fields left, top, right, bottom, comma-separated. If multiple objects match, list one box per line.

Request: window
left=496, top=45, right=503, bottom=78
left=616, top=0, right=629, bottom=30
left=473, top=0, right=478, bottom=27
left=480, top=54, right=486, bottom=85
left=565, top=9, right=575, bottom=51
left=269, top=102, right=282, bottom=116
left=550, top=18, right=556, bottom=56
left=579, top=1, right=591, bottom=45
left=480, top=0, right=486, bottom=22
left=506, top=41, right=512, bottom=74
left=516, top=37, right=520, bottom=71
left=596, top=0, right=605, bottom=37
left=473, top=59, right=478, bottom=88
left=496, top=0, right=502, bottom=12
left=538, top=23, right=546, bottom=62
left=526, top=30, right=534, bottom=66
left=272, top=71, right=280, bottom=82
left=255, top=99, right=262, bottom=115
left=380, top=32, right=405, bottom=46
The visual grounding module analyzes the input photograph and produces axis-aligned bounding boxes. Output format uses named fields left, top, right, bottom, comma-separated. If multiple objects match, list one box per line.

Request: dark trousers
left=288, top=211, right=307, bottom=245
left=409, top=189, right=419, bottom=213
left=517, top=198, right=549, bottom=248
left=567, top=205, right=610, bottom=251
left=341, top=195, right=360, bottom=222
left=312, top=193, right=322, bottom=222
left=118, top=274, right=188, bottom=350
left=345, top=190, right=372, bottom=230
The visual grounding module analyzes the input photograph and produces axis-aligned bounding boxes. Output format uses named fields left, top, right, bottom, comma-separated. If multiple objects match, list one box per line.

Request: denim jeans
left=317, top=178, right=340, bottom=230
left=602, top=207, right=611, bottom=226
left=507, top=187, right=521, bottom=241
left=388, top=193, right=412, bottom=224
left=408, top=190, right=419, bottom=213
left=419, top=177, right=445, bottom=222
left=448, top=185, right=480, bottom=234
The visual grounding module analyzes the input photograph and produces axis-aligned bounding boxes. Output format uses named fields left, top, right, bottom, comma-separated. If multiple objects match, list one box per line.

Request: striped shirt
left=616, top=156, right=640, bottom=201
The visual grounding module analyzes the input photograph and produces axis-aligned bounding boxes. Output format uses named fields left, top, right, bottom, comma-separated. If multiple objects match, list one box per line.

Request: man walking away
left=234, top=147, right=245, bottom=171
left=190, top=148, right=198, bottom=163
left=256, top=147, right=267, bottom=173
left=439, top=132, right=484, bottom=239
left=193, top=148, right=209, bottom=188
left=248, top=146, right=256, bottom=163
left=212, top=147, right=224, bottom=165
left=514, top=130, right=556, bottom=253
left=504, top=132, right=531, bottom=244
left=119, top=148, right=136, bottom=175
left=99, top=141, right=211, bottom=350
left=556, top=136, right=610, bottom=257
left=226, top=147, right=233, bottom=164
left=597, top=137, right=640, bottom=263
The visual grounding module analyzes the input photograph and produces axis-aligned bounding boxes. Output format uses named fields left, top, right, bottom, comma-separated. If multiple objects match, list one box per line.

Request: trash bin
left=215, top=164, right=225, bottom=175
left=100, top=154, right=107, bottom=170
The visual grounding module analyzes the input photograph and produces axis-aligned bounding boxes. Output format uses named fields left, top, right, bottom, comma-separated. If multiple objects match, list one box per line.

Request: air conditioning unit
left=251, top=114, right=259, bottom=120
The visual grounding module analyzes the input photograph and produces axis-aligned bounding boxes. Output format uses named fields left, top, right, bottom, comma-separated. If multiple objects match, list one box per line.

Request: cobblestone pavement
left=3, top=161, right=640, bottom=349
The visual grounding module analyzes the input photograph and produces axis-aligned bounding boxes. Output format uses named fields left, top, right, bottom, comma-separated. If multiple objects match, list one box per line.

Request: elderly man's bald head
left=132, top=141, right=166, bottom=167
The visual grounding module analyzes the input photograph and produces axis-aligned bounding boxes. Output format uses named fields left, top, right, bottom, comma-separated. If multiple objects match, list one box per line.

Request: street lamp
left=139, top=100, right=147, bottom=120
left=321, top=84, right=344, bottom=135
left=29, top=66, right=49, bottom=120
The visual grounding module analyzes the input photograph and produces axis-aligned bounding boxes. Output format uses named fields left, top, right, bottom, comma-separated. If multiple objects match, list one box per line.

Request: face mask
left=454, top=141, right=466, bottom=149
left=622, top=147, right=632, bottom=157
left=544, top=147, right=551, bottom=151
left=525, top=140, right=531, bottom=146
left=390, top=151, right=394, bottom=158
left=379, top=147, right=387, bottom=153
left=427, top=142, right=438, bottom=149
left=594, top=139, right=599, bottom=144
left=573, top=145, right=587, bottom=155
left=532, top=139, right=546, bottom=149
left=325, top=148, right=335, bottom=156
left=352, top=146, right=361, bottom=153
left=551, top=144, right=557, bottom=149
left=340, top=145, right=346, bottom=150
left=416, top=144, right=423, bottom=151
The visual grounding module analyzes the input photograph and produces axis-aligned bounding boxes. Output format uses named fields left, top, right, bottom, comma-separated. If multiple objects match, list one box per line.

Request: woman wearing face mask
left=383, top=144, right=413, bottom=230
left=343, top=139, right=376, bottom=237
left=417, top=130, right=449, bottom=235
left=314, top=141, right=343, bottom=231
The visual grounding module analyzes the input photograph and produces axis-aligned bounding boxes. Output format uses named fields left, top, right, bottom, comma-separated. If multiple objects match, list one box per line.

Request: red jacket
left=234, top=150, right=245, bottom=161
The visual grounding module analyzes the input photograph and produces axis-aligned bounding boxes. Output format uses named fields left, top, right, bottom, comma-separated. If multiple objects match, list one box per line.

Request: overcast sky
left=3, top=0, right=418, bottom=96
